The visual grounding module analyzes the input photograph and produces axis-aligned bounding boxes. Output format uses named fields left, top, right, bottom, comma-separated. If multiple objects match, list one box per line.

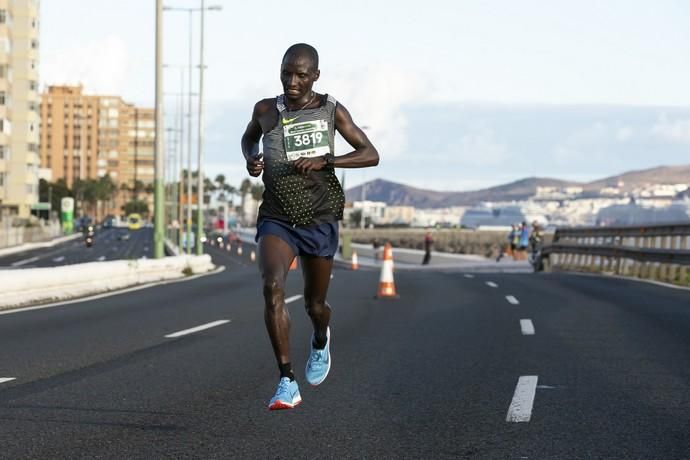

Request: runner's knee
left=262, top=274, right=286, bottom=310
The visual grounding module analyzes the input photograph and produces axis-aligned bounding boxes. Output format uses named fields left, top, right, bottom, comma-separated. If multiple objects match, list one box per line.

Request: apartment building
left=0, top=0, right=40, bottom=218
left=40, top=85, right=155, bottom=217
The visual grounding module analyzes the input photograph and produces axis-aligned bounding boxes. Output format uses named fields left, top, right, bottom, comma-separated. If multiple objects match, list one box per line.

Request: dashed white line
left=486, top=281, right=498, bottom=288
left=506, top=295, right=520, bottom=305
left=11, top=256, right=39, bottom=267
left=0, top=378, right=16, bottom=384
left=165, top=320, right=230, bottom=338
left=506, top=375, right=539, bottom=422
left=285, top=294, right=303, bottom=304
left=520, top=319, right=535, bottom=335
left=97, top=256, right=106, bottom=261
left=464, top=274, right=475, bottom=279
left=53, top=256, right=65, bottom=263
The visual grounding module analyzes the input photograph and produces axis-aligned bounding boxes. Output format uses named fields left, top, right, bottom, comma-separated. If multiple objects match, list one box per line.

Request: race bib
left=283, top=119, right=331, bottom=161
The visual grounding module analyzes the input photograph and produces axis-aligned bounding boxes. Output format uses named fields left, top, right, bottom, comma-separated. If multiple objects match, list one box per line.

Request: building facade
left=39, top=85, right=155, bottom=218
left=0, top=0, right=40, bottom=218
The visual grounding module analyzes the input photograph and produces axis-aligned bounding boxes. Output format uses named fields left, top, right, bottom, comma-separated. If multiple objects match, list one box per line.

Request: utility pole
left=153, top=0, right=165, bottom=258
left=195, top=0, right=206, bottom=255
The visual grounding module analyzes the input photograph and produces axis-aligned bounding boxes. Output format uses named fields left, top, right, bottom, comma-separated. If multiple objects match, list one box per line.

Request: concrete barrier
left=0, top=254, right=216, bottom=310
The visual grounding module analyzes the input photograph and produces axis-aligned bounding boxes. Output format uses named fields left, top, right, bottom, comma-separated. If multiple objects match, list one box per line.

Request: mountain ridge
left=345, top=164, right=690, bottom=208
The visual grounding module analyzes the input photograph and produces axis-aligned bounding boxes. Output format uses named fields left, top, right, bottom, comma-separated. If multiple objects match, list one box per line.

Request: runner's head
left=281, top=43, right=320, bottom=102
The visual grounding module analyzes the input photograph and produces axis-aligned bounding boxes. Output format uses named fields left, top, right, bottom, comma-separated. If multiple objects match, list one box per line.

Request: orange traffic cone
left=250, top=250, right=256, bottom=262
left=351, top=251, right=359, bottom=270
left=376, top=243, right=398, bottom=299
left=237, top=245, right=243, bottom=256
left=289, top=257, right=298, bottom=270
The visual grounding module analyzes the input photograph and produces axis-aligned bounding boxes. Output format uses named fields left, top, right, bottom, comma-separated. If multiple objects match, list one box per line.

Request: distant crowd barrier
left=541, top=223, right=690, bottom=286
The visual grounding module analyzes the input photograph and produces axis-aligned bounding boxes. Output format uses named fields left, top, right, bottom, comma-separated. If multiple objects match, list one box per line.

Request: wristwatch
left=323, top=153, right=335, bottom=168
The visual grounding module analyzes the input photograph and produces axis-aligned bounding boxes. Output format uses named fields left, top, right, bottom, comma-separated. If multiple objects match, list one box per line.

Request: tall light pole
left=163, top=2, right=221, bottom=254
left=153, top=0, right=165, bottom=258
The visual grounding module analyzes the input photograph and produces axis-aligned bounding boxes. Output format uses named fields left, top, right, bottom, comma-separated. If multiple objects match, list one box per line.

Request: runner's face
left=280, top=55, right=319, bottom=102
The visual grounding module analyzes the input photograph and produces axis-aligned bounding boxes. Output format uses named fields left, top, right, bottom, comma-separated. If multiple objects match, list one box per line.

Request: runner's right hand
left=246, top=153, right=264, bottom=177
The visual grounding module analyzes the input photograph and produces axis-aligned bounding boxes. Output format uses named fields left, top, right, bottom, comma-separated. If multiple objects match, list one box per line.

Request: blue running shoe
left=268, top=377, right=302, bottom=410
left=305, top=327, right=331, bottom=386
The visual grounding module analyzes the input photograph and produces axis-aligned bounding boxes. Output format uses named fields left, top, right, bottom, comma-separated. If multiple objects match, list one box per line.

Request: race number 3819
left=283, top=119, right=330, bottom=161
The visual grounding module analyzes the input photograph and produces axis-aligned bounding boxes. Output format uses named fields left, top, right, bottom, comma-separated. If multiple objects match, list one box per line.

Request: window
left=0, top=65, right=6, bottom=78
left=0, top=10, right=6, bottom=24
left=31, top=39, right=38, bottom=50
left=29, top=81, right=38, bottom=91
left=0, top=145, right=5, bottom=159
left=0, top=92, right=5, bottom=105
left=0, top=173, right=4, bottom=186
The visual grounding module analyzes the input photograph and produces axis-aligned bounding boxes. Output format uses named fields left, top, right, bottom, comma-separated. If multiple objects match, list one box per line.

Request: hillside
left=345, top=164, right=690, bottom=208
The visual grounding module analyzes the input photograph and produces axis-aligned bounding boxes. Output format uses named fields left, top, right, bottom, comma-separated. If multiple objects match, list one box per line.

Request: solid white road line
left=11, top=256, right=39, bottom=267
left=506, top=295, right=520, bottom=305
left=0, top=378, right=16, bottom=384
left=486, top=281, right=498, bottom=288
left=520, top=319, right=535, bottom=335
left=506, top=375, right=539, bottom=422
left=165, top=320, right=230, bottom=338
left=464, top=274, right=475, bottom=279
left=285, top=294, right=303, bottom=304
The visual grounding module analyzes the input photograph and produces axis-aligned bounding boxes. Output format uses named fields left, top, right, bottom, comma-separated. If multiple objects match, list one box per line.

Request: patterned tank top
left=258, top=94, right=346, bottom=226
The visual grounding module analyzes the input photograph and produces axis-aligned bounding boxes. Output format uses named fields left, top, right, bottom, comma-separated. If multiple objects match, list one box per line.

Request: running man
left=240, top=43, right=379, bottom=410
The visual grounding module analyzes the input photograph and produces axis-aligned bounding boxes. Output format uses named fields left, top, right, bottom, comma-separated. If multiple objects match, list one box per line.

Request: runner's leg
left=258, top=235, right=295, bottom=369
left=301, top=255, right=333, bottom=348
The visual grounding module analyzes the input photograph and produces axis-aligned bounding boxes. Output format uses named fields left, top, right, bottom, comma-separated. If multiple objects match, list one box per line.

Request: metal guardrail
left=541, top=222, right=690, bottom=286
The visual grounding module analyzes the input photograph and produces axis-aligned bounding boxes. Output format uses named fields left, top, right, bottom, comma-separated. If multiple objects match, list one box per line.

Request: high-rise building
left=0, top=0, right=40, bottom=218
left=39, top=85, right=155, bottom=218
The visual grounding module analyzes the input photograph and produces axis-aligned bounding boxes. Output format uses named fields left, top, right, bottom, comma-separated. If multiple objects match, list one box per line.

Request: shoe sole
left=268, top=396, right=302, bottom=411
left=307, top=329, right=331, bottom=386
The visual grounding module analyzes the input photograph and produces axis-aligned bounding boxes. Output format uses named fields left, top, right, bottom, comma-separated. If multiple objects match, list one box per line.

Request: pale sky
left=40, top=0, right=690, bottom=191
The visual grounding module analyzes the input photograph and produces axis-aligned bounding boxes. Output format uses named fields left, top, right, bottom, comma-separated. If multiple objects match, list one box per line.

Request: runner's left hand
left=293, top=157, right=326, bottom=175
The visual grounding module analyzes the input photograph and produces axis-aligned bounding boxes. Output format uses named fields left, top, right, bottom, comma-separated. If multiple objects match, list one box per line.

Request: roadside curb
left=0, top=254, right=216, bottom=311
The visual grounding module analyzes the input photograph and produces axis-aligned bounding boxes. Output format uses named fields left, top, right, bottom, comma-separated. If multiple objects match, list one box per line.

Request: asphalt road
left=0, top=227, right=154, bottom=268
left=0, top=242, right=688, bottom=458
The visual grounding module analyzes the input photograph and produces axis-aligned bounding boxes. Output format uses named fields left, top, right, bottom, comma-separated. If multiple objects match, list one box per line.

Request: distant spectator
left=497, top=224, right=518, bottom=262
left=422, top=231, right=433, bottom=265
left=372, top=238, right=380, bottom=261
left=517, top=221, right=530, bottom=259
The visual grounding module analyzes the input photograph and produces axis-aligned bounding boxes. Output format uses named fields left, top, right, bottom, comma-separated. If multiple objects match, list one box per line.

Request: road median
left=0, top=255, right=215, bottom=310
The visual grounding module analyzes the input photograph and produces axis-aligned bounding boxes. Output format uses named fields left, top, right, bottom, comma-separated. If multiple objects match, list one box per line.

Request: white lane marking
left=330, top=274, right=334, bottom=279
left=53, top=256, right=65, bottom=263
left=464, top=274, right=475, bottom=278
left=0, top=266, right=226, bottom=316
left=0, top=378, right=16, bottom=384
left=11, top=256, right=40, bottom=267
left=97, top=256, right=106, bottom=261
left=506, top=375, right=539, bottom=422
left=520, top=319, right=535, bottom=335
left=285, top=294, right=302, bottom=304
left=165, top=320, right=230, bottom=338
left=486, top=281, right=498, bottom=288
left=506, top=295, right=520, bottom=305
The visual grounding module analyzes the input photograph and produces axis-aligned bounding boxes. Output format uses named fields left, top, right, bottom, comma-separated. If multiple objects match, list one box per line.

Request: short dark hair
left=283, top=43, right=319, bottom=70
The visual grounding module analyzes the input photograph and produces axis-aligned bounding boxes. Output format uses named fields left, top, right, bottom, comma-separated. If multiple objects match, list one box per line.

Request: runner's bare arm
left=293, top=103, right=379, bottom=174
left=331, top=103, right=379, bottom=168
left=241, top=100, right=272, bottom=176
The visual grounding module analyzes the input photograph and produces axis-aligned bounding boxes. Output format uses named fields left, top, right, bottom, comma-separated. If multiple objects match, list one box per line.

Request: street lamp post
left=162, top=3, right=221, bottom=255
left=153, top=0, right=165, bottom=259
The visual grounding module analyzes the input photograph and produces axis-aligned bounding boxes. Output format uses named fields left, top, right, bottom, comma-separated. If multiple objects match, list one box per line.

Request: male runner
left=240, top=43, right=379, bottom=410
